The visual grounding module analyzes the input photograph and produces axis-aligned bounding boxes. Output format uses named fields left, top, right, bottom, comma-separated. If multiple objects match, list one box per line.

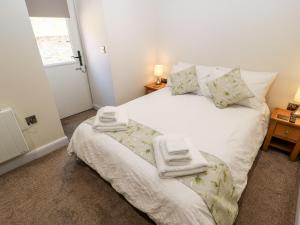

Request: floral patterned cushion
left=207, top=68, right=254, bottom=109
left=170, top=66, right=200, bottom=95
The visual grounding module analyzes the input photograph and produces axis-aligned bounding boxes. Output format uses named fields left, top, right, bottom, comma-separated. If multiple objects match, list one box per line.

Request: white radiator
left=0, top=108, right=29, bottom=164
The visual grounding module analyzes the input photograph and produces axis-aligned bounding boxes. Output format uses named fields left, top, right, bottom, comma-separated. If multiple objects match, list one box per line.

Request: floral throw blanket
left=87, top=118, right=239, bottom=225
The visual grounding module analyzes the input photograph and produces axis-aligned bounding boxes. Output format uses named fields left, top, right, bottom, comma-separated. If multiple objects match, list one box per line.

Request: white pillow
left=199, top=74, right=217, bottom=97
left=170, top=62, right=194, bottom=74
left=212, top=67, right=277, bottom=102
left=241, top=70, right=277, bottom=102
left=196, top=65, right=214, bottom=79
left=238, top=96, right=262, bottom=109
left=194, top=65, right=215, bottom=95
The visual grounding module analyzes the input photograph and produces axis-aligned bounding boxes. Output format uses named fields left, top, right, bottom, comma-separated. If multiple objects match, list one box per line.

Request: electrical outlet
left=25, top=115, right=37, bottom=126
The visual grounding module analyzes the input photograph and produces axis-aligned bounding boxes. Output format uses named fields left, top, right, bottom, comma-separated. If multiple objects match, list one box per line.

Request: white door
left=29, top=0, right=92, bottom=119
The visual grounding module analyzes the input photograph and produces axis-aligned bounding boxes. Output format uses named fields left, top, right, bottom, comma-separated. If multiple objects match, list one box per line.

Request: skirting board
left=0, top=136, right=69, bottom=176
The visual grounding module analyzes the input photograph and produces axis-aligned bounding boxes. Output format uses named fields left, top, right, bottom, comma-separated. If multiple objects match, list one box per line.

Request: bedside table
left=263, top=108, right=300, bottom=161
left=144, top=83, right=166, bottom=94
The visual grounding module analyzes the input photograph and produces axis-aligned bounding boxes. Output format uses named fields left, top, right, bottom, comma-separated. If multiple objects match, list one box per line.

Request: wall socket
left=25, top=115, right=37, bottom=126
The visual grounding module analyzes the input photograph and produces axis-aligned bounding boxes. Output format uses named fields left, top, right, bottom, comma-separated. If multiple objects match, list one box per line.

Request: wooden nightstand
left=144, top=83, right=166, bottom=94
left=263, top=108, right=300, bottom=161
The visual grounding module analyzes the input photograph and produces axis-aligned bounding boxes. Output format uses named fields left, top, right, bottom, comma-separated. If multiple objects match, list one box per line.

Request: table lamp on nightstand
left=154, top=65, right=164, bottom=85
left=293, top=87, right=300, bottom=117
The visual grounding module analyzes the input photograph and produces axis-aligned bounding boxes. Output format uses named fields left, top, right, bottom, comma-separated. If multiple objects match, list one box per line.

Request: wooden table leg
left=290, top=141, right=300, bottom=161
left=262, top=120, right=276, bottom=151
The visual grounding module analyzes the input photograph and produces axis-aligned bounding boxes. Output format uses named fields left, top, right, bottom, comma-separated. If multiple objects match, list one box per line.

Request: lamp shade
left=294, top=87, right=300, bottom=103
left=154, top=65, right=164, bottom=77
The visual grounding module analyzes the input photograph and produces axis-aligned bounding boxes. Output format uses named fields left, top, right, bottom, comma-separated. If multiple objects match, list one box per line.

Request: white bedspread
left=68, top=87, right=269, bottom=225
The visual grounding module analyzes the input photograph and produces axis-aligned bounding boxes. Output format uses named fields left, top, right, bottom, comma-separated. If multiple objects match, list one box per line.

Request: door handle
left=72, top=50, right=83, bottom=66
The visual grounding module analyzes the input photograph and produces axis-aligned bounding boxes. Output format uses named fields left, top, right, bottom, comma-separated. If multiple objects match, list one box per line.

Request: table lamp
left=293, top=87, right=300, bottom=117
left=154, top=65, right=164, bottom=85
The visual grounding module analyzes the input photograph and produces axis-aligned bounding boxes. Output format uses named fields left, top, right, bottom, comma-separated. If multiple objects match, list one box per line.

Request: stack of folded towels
left=93, top=106, right=129, bottom=132
left=153, top=135, right=208, bottom=178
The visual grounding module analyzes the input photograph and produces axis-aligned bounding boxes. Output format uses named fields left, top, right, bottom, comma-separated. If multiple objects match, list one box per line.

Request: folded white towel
left=101, top=106, right=118, bottom=117
left=165, top=135, right=189, bottom=155
left=94, top=126, right=128, bottom=132
left=159, top=139, right=192, bottom=166
left=99, top=106, right=118, bottom=121
left=100, top=117, right=117, bottom=123
left=93, top=108, right=128, bottom=132
left=153, top=136, right=208, bottom=178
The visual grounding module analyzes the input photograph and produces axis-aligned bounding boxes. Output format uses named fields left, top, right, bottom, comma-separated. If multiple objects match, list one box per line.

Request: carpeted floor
left=0, top=109, right=299, bottom=225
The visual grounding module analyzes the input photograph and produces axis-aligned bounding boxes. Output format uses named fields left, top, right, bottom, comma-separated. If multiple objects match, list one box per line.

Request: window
left=30, top=17, right=75, bottom=66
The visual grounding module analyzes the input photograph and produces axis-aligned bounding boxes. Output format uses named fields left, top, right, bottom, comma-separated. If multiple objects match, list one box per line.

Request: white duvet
left=68, top=87, right=270, bottom=225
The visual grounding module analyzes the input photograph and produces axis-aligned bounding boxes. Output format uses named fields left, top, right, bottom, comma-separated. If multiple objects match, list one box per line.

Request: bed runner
left=87, top=118, right=238, bottom=225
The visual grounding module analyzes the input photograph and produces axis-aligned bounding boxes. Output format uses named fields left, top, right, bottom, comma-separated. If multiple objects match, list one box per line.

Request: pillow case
left=207, top=68, right=254, bottom=108
left=198, top=74, right=217, bottom=97
left=170, top=66, right=200, bottom=95
left=194, top=65, right=214, bottom=95
left=241, top=70, right=277, bottom=102
left=169, top=64, right=277, bottom=97
left=201, top=71, right=262, bottom=109
left=212, top=67, right=277, bottom=102
left=170, top=62, right=193, bottom=75
left=167, top=62, right=194, bottom=87
left=167, top=62, right=214, bottom=94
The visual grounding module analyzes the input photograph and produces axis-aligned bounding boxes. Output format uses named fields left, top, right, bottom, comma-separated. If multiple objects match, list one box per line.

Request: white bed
left=68, top=87, right=270, bottom=225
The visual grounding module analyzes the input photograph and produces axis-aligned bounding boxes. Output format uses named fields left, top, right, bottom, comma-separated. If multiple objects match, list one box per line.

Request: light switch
left=100, top=46, right=106, bottom=54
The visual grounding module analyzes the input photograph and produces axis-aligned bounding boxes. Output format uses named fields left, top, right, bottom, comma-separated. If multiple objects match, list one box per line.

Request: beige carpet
left=0, top=110, right=299, bottom=225
left=0, top=147, right=155, bottom=225
left=235, top=150, right=299, bottom=225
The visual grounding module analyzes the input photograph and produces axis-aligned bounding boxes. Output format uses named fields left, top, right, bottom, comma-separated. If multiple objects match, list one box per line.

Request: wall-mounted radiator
left=0, top=108, right=29, bottom=164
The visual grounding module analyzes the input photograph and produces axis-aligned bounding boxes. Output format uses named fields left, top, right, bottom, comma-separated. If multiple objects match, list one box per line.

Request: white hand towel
left=165, top=135, right=189, bottom=155
left=93, top=108, right=128, bottom=132
left=101, top=106, right=118, bottom=117
left=159, top=139, right=192, bottom=166
left=153, top=136, right=208, bottom=178
left=100, top=117, right=117, bottom=123
left=94, top=126, right=128, bottom=132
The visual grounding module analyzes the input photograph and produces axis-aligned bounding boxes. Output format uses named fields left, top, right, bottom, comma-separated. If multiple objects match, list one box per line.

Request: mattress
left=68, top=87, right=270, bottom=225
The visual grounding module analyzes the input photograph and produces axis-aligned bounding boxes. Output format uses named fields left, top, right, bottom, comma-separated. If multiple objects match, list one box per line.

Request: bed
left=68, top=87, right=270, bottom=225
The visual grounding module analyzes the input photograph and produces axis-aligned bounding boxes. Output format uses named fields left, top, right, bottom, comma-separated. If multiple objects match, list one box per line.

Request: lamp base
left=155, top=77, right=161, bottom=85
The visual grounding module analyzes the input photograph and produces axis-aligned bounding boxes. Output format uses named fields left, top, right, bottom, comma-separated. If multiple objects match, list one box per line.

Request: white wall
left=157, top=0, right=300, bottom=109
left=76, top=0, right=300, bottom=109
left=76, top=0, right=158, bottom=106
left=75, top=0, right=116, bottom=108
left=101, top=0, right=158, bottom=105
left=0, top=0, right=65, bottom=150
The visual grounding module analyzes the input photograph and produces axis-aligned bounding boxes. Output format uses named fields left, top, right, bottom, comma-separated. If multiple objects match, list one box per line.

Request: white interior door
left=29, top=0, right=92, bottom=119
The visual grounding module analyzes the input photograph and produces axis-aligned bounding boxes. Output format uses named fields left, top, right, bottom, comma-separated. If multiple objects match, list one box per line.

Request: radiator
left=0, top=108, right=29, bottom=164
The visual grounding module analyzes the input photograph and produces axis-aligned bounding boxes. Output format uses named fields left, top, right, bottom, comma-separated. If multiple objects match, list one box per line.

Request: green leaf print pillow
left=207, top=68, right=254, bottom=109
left=170, top=66, right=200, bottom=95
